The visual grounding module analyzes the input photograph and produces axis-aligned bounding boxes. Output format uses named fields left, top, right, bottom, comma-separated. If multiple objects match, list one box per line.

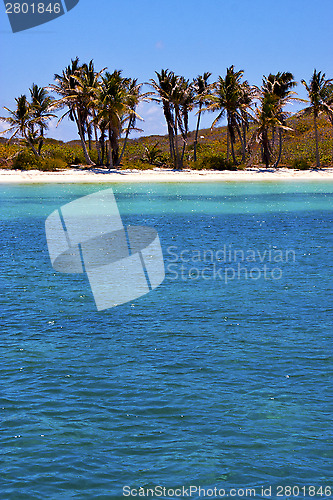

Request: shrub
left=44, top=145, right=85, bottom=165
left=12, top=150, right=41, bottom=170
left=290, top=158, right=311, bottom=170
left=197, top=154, right=237, bottom=171
left=39, top=157, right=67, bottom=171
left=12, top=150, right=67, bottom=171
left=190, top=161, right=205, bottom=171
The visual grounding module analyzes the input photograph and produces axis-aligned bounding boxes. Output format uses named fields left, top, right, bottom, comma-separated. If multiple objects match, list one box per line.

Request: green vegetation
left=1, top=61, right=333, bottom=171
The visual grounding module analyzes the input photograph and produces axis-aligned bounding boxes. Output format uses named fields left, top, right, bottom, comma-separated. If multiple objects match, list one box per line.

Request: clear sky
left=1, top=0, right=333, bottom=140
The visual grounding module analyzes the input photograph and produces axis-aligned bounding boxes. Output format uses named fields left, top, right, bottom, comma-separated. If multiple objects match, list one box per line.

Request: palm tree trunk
left=180, top=141, right=186, bottom=168
left=117, top=118, right=133, bottom=167
left=228, top=121, right=238, bottom=165
left=262, top=130, right=270, bottom=168
left=73, top=110, right=94, bottom=165
left=167, top=122, right=175, bottom=160
left=29, top=142, right=39, bottom=157
left=174, top=122, right=180, bottom=169
left=108, top=124, right=113, bottom=169
left=99, top=127, right=106, bottom=165
left=101, top=137, right=105, bottom=165
left=193, top=105, right=202, bottom=162
left=86, top=119, right=92, bottom=150
left=226, top=129, right=230, bottom=161
left=314, top=114, right=320, bottom=168
left=230, top=137, right=238, bottom=165
left=105, top=142, right=108, bottom=166
left=246, top=141, right=260, bottom=167
left=241, top=123, right=247, bottom=162
left=24, top=132, right=39, bottom=157
left=274, top=129, right=283, bottom=168
left=93, top=125, right=102, bottom=165
left=236, top=123, right=245, bottom=163
left=38, top=129, right=44, bottom=155
left=163, top=104, right=175, bottom=161
left=91, top=110, right=102, bottom=165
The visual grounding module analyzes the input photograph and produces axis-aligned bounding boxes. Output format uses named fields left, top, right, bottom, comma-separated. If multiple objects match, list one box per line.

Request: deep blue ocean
left=0, top=181, right=332, bottom=500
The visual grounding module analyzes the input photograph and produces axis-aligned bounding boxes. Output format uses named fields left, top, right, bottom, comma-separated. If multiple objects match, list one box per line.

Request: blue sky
left=1, top=0, right=333, bottom=140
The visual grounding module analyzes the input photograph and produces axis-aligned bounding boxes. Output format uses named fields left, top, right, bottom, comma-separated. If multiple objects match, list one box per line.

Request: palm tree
left=255, top=94, right=283, bottom=167
left=193, top=72, right=212, bottom=162
left=74, top=60, right=106, bottom=164
left=98, top=70, right=141, bottom=168
left=263, top=72, right=297, bottom=167
left=172, top=76, right=195, bottom=168
left=246, top=72, right=297, bottom=168
left=301, top=70, right=333, bottom=168
left=239, top=81, right=255, bottom=161
left=206, top=66, right=250, bottom=165
left=149, top=70, right=177, bottom=165
left=117, top=79, right=145, bottom=166
left=50, top=57, right=94, bottom=165
left=149, top=70, right=194, bottom=169
left=0, top=95, right=39, bottom=156
left=248, top=86, right=293, bottom=168
left=29, top=83, right=56, bottom=155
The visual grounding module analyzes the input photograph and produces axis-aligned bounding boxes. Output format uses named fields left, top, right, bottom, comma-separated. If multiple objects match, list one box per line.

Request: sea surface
left=0, top=181, right=332, bottom=499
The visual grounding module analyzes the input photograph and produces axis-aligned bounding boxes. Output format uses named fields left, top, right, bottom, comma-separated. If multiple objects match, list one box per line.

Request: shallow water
left=1, top=181, right=332, bottom=499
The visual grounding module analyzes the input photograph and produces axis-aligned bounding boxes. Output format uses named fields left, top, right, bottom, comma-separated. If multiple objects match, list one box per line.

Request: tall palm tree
left=149, top=69, right=177, bottom=164
left=149, top=70, right=195, bottom=169
left=172, top=76, right=195, bottom=168
left=74, top=60, right=106, bottom=164
left=50, top=57, right=94, bottom=165
left=206, top=66, right=250, bottom=165
left=0, top=95, right=39, bottom=156
left=301, top=70, right=333, bottom=168
left=263, top=72, right=297, bottom=167
left=29, top=83, right=56, bottom=154
left=117, top=79, right=145, bottom=166
left=248, top=88, right=293, bottom=168
left=246, top=72, right=297, bottom=168
left=238, top=81, right=255, bottom=161
left=98, top=70, right=140, bottom=167
left=193, top=72, right=212, bottom=161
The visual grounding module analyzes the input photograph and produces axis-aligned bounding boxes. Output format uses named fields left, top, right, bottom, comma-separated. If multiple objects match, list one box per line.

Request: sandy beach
left=1, top=167, right=333, bottom=183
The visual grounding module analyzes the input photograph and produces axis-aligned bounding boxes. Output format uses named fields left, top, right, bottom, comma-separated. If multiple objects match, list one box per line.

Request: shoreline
left=1, top=167, right=333, bottom=184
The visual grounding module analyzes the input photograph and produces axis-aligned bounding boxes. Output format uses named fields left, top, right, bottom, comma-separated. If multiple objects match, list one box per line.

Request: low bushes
left=12, top=150, right=67, bottom=171
left=194, top=153, right=237, bottom=171
left=290, top=158, right=311, bottom=170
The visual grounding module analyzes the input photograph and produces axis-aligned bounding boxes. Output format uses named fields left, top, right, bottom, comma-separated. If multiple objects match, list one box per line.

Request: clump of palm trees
left=0, top=84, right=55, bottom=157
left=50, top=58, right=145, bottom=167
left=246, top=71, right=299, bottom=168
left=149, top=69, right=196, bottom=169
left=1, top=60, right=333, bottom=169
left=205, top=66, right=253, bottom=165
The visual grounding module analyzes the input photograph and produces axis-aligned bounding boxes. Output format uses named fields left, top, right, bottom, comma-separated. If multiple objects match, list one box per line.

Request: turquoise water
left=0, top=182, right=332, bottom=499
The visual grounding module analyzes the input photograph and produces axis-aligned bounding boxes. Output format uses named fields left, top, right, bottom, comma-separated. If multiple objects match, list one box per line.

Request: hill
left=0, top=112, right=332, bottom=170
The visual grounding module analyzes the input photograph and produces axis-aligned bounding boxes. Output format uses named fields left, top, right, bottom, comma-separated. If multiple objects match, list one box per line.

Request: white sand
left=1, top=167, right=333, bottom=183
